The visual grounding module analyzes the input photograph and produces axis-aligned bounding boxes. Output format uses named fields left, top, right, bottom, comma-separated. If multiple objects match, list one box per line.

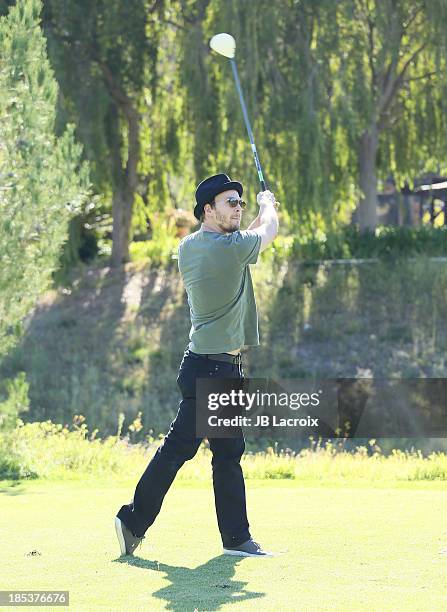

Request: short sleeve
left=231, top=230, right=262, bottom=267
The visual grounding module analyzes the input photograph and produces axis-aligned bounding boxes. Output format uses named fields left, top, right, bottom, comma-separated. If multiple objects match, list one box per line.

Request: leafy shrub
left=291, top=226, right=447, bottom=261
left=130, top=212, right=180, bottom=266
left=2, top=413, right=447, bottom=483
left=0, top=372, right=33, bottom=479
left=0, top=372, right=29, bottom=431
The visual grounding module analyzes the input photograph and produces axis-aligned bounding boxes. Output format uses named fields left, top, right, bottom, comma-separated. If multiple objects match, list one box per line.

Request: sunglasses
left=224, top=196, right=247, bottom=209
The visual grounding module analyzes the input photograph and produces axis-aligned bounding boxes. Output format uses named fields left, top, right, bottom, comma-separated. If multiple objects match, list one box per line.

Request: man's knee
left=159, top=431, right=201, bottom=463
left=210, top=437, right=245, bottom=463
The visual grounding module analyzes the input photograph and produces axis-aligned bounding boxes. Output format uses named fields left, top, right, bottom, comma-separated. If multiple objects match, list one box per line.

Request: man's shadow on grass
left=113, top=554, right=265, bottom=611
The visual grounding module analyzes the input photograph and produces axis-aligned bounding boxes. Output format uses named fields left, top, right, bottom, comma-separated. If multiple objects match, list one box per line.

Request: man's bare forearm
left=253, top=191, right=279, bottom=252
left=247, top=214, right=261, bottom=230
left=258, top=202, right=279, bottom=233
left=247, top=202, right=279, bottom=232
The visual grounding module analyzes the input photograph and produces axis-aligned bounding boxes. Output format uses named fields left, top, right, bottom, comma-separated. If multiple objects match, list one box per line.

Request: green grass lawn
left=1, top=478, right=447, bottom=611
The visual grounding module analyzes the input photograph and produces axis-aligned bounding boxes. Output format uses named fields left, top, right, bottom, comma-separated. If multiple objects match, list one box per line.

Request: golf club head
left=209, top=33, right=236, bottom=59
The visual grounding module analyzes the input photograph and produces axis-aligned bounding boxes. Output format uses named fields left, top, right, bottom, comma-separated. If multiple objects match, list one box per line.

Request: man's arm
left=246, top=214, right=261, bottom=230
left=251, top=191, right=279, bottom=252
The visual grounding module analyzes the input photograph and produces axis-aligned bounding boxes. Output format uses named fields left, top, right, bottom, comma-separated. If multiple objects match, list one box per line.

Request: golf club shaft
left=230, top=59, right=267, bottom=191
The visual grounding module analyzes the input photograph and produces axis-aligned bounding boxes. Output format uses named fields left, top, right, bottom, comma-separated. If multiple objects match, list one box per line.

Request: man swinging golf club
left=115, top=174, right=279, bottom=557
left=115, top=32, right=279, bottom=557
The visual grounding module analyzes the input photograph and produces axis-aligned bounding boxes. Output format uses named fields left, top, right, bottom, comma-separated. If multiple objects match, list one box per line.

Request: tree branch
left=162, top=18, right=186, bottom=30
left=402, top=5, right=423, bottom=32
left=407, top=70, right=438, bottom=82
left=73, top=34, right=141, bottom=193
left=396, top=41, right=428, bottom=82
left=378, top=41, right=428, bottom=128
left=366, top=15, right=377, bottom=92
left=378, top=41, right=427, bottom=125
left=148, top=0, right=162, bottom=12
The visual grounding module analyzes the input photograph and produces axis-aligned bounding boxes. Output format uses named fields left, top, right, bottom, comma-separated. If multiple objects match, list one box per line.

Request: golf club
left=209, top=32, right=267, bottom=191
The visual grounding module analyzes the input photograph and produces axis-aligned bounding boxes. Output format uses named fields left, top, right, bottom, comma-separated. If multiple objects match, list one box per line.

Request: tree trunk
left=357, top=124, right=379, bottom=231
left=108, top=102, right=140, bottom=267
left=111, top=187, right=133, bottom=265
left=98, top=63, right=140, bottom=267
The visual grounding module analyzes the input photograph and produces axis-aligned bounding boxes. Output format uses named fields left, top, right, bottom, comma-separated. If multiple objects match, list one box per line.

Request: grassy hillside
left=2, top=256, right=447, bottom=438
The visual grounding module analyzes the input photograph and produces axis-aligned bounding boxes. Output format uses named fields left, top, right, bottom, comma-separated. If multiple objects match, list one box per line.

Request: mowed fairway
left=1, top=478, right=447, bottom=611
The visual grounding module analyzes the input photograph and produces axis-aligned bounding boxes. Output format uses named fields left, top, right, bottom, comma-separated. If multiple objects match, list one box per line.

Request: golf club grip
left=252, top=146, right=268, bottom=191
left=230, top=59, right=267, bottom=191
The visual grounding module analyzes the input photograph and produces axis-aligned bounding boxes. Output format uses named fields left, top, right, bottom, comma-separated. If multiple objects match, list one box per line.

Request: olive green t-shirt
left=178, top=228, right=262, bottom=354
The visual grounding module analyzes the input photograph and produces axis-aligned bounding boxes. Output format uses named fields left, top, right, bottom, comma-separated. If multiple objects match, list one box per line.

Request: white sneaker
left=223, top=538, right=273, bottom=557
left=115, top=517, right=145, bottom=556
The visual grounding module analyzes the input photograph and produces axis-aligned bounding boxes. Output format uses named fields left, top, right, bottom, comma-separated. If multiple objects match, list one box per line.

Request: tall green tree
left=0, top=0, right=89, bottom=358
left=178, top=0, right=348, bottom=230
left=327, top=0, right=447, bottom=230
left=10, top=0, right=446, bottom=259
left=180, top=0, right=447, bottom=232
left=41, top=0, right=168, bottom=265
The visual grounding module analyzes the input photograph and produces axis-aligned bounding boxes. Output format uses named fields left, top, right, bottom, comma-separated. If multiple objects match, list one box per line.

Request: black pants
left=116, top=348, right=251, bottom=548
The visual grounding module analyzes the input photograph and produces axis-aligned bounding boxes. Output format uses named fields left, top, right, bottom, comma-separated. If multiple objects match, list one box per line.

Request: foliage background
left=2, top=0, right=447, bottom=458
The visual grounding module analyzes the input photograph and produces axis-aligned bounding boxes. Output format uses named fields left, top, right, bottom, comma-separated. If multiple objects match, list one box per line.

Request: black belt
left=189, top=350, right=242, bottom=365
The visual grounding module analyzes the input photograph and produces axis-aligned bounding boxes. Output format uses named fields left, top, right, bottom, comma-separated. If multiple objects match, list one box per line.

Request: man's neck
left=201, top=222, right=225, bottom=234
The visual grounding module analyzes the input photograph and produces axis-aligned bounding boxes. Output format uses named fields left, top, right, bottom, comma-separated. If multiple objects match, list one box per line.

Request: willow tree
left=327, top=0, right=447, bottom=230
left=178, top=0, right=364, bottom=231
left=272, top=0, right=447, bottom=231
left=0, top=0, right=88, bottom=358
left=40, top=0, right=166, bottom=265
left=179, top=0, right=447, bottom=233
